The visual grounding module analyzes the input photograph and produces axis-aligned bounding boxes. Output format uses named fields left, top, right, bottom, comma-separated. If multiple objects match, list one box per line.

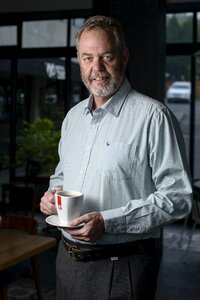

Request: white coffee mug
left=55, top=190, right=83, bottom=225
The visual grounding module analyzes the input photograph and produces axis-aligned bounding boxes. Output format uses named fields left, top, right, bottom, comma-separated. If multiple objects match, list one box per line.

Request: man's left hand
left=65, top=212, right=105, bottom=243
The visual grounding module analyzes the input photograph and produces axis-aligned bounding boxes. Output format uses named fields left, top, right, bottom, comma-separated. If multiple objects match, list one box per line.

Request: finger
left=69, top=232, right=98, bottom=243
left=66, top=224, right=88, bottom=237
left=68, top=229, right=94, bottom=242
left=40, top=196, right=57, bottom=215
left=44, top=191, right=55, bottom=203
left=40, top=205, right=49, bottom=215
left=68, top=223, right=98, bottom=241
left=69, top=214, right=89, bottom=226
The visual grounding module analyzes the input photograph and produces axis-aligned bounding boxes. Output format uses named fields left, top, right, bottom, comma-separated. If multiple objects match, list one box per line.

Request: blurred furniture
left=0, top=214, right=57, bottom=300
left=1, top=159, right=41, bottom=215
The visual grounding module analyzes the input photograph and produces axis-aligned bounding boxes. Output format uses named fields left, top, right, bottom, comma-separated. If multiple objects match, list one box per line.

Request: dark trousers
left=56, top=240, right=160, bottom=300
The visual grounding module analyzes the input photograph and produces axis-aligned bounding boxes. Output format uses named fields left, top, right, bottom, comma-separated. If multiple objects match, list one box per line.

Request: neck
left=93, top=95, right=111, bottom=109
left=92, top=77, right=125, bottom=109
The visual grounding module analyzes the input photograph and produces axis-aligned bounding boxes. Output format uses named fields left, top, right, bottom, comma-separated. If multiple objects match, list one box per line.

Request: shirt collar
left=84, top=78, right=131, bottom=117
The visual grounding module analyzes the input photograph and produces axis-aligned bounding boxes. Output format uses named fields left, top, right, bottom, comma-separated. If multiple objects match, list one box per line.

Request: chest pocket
left=100, top=143, right=137, bottom=181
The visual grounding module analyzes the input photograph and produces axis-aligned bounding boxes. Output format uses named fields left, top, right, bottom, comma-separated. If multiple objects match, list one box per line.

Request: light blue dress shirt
left=50, top=79, right=192, bottom=245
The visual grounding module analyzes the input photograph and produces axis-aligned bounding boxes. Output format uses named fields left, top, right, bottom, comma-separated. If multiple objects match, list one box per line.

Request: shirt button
left=80, top=170, right=84, bottom=175
left=91, top=124, right=95, bottom=128
left=86, top=147, right=90, bottom=151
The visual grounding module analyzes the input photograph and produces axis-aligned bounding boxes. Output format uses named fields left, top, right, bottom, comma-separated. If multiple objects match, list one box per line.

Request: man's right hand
left=40, top=189, right=60, bottom=215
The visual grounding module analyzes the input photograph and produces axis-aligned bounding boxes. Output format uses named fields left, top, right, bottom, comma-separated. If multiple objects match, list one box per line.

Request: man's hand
left=40, top=189, right=60, bottom=215
left=66, top=212, right=105, bottom=243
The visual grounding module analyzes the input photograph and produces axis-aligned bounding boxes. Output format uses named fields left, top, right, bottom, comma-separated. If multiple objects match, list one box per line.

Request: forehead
left=78, top=28, right=117, bottom=53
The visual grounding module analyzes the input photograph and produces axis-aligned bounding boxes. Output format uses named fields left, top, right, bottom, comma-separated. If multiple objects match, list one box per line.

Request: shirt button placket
left=79, top=117, right=99, bottom=190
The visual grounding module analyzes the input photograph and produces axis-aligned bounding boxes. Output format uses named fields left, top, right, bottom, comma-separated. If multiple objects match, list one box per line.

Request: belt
left=62, top=235, right=156, bottom=261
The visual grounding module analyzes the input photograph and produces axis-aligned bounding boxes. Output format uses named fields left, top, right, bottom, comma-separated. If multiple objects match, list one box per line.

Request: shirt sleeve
left=101, top=107, right=192, bottom=234
left=49, top=159, right=63, bottom=190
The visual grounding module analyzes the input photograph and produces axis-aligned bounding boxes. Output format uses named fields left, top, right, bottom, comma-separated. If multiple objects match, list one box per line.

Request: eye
left=103, top=55, right=112, bottom=61
left=83, top=56, right=92, bottom=63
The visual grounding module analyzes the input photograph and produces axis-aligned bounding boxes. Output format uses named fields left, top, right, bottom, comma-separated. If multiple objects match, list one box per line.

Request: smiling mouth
left=91, top=75, right=110, bottom=83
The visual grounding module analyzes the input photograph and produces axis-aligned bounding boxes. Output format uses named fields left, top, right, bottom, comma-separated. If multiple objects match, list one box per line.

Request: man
left=40, top=15, right=192, bottom=300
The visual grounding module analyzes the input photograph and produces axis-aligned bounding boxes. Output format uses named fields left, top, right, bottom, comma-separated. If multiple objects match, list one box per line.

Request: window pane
left=71, top=57, right=88, bottom=107
left=0, top=26, right=17, bottom=46
left=165, top=56, right=191, bottom=162
left=165, top=56, right=191, bottom=82
left=17, top=58, right=65, bottom=122
left=22, top=20, right=68, bottom=48
left=45, top=59, right=65, bottom=80
left=16, top=58, right=66, bottom=173
left=166, top=13, right=193, bottom=43
left=198, top=12, right=200, bottom=42
left=70, top=18, right=85, bottom=46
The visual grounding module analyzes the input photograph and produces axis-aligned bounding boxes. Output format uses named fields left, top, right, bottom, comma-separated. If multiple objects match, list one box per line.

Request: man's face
left=77, top=28, right=128, bottom=101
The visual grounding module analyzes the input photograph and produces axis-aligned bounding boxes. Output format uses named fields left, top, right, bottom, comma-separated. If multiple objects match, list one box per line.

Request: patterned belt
left=62, top=235, right=156, bottom=261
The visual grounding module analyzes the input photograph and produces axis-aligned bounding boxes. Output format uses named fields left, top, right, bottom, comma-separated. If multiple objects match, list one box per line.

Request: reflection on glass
left=0, top=26, right=17, bottom=46
left=14, top=58, right=67, bottom=173
left=17, top=58, right=65, bottom=126
left=45, top=59, right=65, bottom=80
left=198, top=12, right=200, bottom=42
left=22, top=20, right=68, bottom=48
left=70, top=18, right=85, bottom=46
left=71, top=57, right=88, bottom=107
left=166, top=13, right=193, bottom=43
left=165, top=55, right=191, bottom=161
left=165, top=56, right=191, bottom=84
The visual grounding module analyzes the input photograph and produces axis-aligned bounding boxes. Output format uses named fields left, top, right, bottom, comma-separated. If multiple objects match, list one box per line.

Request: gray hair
left=75, top=15, right=127, bottom=51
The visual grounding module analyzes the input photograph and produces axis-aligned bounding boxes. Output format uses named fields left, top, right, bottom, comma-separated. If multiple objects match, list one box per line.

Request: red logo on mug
left=57, top=195, right=62, bottom=210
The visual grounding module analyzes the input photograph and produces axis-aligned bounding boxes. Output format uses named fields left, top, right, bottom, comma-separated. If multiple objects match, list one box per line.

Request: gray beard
left=81, top=72, right=124, bottom=98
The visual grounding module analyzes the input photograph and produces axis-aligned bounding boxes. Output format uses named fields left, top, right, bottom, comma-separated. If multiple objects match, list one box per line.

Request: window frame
left=0, top=9, right=92, bottom=177
left=166, top=2, right=200, bottom=179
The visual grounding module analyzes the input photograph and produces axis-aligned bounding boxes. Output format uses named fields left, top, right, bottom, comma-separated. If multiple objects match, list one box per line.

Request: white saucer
left=45, top=215, right=84, bottom=230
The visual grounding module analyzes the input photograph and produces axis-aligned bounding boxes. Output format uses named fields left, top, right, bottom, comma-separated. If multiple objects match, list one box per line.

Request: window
left=0, top=26, right=17, bottom=46
left=166, top=13, right=193, bottom=43
left=198, top=12, right=200, bottom=42
left=70, top=18, right=85, bottom=46
left=165, top=56, right=191, bottom=160
left=166, top=7, right=200, bottom=179
left=22, top=20, right=68, bottom=48
left=0, top=12, right=91, bottom=175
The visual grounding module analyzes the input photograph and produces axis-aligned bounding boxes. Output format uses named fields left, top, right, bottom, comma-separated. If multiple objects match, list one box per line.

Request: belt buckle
left=68, top=245, right=88, bottom=261
left=68, top=245, right=80, bottom=261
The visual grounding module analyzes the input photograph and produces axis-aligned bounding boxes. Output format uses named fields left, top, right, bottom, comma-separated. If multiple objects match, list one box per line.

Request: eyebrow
left=81, top=53, right=93, bottom=57
left=81, top=51, right=114, bottom=57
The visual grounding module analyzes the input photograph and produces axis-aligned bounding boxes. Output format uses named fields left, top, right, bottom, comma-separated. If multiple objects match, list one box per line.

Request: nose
left=93, top=57, right=106, bottom=72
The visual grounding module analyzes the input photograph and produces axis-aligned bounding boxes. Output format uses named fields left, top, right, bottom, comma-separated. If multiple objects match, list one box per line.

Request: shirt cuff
left=101, top=208, right=127, bottom=233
